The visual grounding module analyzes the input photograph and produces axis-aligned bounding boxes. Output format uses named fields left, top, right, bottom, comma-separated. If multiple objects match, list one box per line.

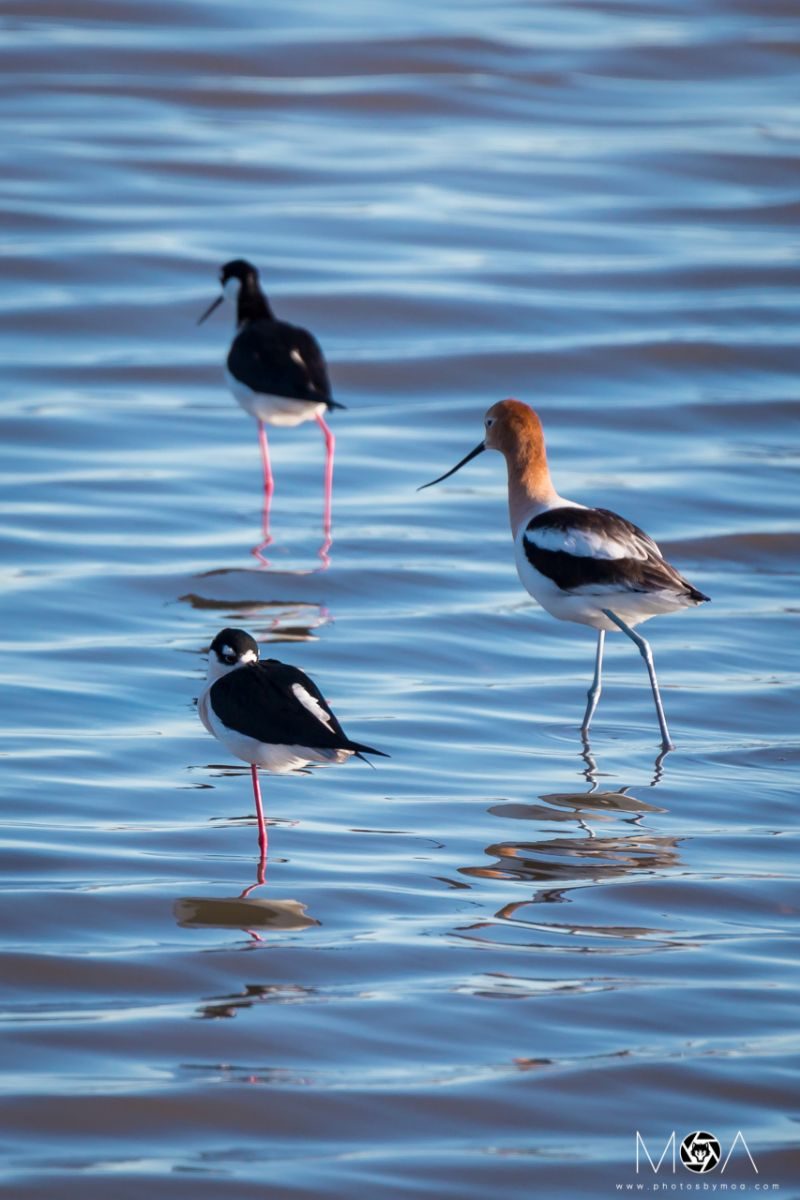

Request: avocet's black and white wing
left=228, top=319, right=342, bottom=409
left=521, top=506, right=709, bottom=602
left=209, top=658, right=386, bottom=759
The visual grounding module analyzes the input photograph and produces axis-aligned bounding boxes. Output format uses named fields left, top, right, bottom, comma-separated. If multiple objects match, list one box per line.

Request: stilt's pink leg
left=258, top=420, right=274, bottom=498
left=252, top=420, right=274, bottom=563
left=239, top=841, right=267, bottom=899
left=238, top=796, right=267, bottom=942
left=237, top=768, right=268, bottom=941
left=316, top=413, right=335, bottom=566
left=251, top=763, right=268, bottom=858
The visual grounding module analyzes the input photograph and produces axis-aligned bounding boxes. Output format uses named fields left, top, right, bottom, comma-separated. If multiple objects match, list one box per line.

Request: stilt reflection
left=173, top=844, right=319, bottom=949
left=180, top=594, right=331, bottom=645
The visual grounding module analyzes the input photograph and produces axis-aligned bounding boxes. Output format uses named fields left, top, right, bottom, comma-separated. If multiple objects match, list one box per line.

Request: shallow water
left=1, top=1, right=799, bottom=1196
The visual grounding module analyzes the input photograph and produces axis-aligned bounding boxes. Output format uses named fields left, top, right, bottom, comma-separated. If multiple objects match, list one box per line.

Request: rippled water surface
left=1, top=1, right=799, bottom=1196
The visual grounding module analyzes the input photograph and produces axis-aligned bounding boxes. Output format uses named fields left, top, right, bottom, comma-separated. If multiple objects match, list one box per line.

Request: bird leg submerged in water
left=581, top=628, right=605, bottom=739
left=602, top=609, right=674, bottom=751
left=237, top=804, right=267, bottom=943
left=316, top=413, right=335, bottom=567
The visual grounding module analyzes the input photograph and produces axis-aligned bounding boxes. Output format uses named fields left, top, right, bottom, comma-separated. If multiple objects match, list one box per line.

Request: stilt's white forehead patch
left=291, top=683, right=334, bottom=729
left=290, top=348, right=306, bottom=369
left=219, top=645, right=257, bottom=664
left=223, top=276, right=241, bottom=302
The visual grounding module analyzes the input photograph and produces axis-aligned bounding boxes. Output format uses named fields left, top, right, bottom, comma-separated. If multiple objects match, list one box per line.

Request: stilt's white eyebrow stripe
left=223, top=276, right=241, bottom=302
left=291, top=683, right=334, bottom=729
left=220, top=646, right=256, bottom=663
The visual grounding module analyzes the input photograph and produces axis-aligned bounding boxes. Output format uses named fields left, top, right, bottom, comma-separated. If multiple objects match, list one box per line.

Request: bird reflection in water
left=174, top=823, right=319, bottom=948
left=236, top=839, right=268, bottom=942
left=463, top=826, right=681, bottom=890
left=180, top=593, right=331, bottom=646
left=457, top=747, right=682, bottom=946
left=581, top=735, right=671, bottom=790
left=180, top=759, right=317, bottom=942
left=194, top=981, right=317, bottom=1022
left=252, top=464, right=334, bottom=570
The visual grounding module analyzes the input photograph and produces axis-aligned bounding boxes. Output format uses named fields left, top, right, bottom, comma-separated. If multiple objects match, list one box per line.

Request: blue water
left=0, top=1, right=799, bottom=1196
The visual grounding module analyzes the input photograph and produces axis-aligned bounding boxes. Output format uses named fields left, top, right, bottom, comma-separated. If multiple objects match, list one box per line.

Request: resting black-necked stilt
left=198, top=259, right=344, bottom=563
left=420, top=399, right=709, bottom=751
left=198, top=628, right=387, bottom=859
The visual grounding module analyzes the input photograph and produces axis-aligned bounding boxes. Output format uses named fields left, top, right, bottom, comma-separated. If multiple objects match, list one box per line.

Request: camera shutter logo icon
left=679, top=1131, right=721, bottom=1173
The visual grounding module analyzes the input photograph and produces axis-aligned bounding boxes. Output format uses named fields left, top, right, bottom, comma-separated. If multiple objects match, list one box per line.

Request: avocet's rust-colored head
left=482, top=398, right=546, bottom=456
left=419, top=398, right=551, bottom=488
left=418, top=399, right=558, bottom=532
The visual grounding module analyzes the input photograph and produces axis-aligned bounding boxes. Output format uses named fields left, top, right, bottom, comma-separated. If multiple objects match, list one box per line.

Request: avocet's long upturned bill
left=198, top=628, right=387, bottom=856
left=419, top=400, right=709, bottom=750
left=198, top=259, right=344, bottom=560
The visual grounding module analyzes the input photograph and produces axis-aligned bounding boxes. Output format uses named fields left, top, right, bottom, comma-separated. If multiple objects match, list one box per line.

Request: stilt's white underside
left=225, top=368, right=326, bottom=427
left=198, top=688, right=352, bottom=774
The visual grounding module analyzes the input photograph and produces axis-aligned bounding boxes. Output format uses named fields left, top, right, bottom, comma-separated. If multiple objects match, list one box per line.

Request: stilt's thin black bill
left=418, top=442, right=486, bottom=491
left=197, top=294, right=224, bottom=325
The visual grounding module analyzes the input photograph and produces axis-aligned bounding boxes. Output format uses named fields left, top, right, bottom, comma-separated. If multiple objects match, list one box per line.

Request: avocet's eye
left=486, top=417, right=494, bottom=428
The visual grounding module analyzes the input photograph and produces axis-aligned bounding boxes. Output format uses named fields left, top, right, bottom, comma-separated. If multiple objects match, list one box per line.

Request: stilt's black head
left=219, top=259, right=259, bottom=289
left=197, top=259, right=272, bottom=325
left=209, top=628, right=260, bottom=668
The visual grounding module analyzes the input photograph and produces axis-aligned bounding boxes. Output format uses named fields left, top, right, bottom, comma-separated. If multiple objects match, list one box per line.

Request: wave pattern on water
left=0, top=0, right=799, bottom=1196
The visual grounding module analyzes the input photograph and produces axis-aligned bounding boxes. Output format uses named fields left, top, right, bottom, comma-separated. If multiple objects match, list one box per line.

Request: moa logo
left=679, top=1130, right=720, bottom=1173
left=635, top=1131, right=758, bottom=1175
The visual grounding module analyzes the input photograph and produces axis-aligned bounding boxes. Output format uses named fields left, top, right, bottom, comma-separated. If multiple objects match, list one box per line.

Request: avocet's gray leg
left=580, top=628, right=605, bottom=738
left=602, top=609, right=674, bottom=751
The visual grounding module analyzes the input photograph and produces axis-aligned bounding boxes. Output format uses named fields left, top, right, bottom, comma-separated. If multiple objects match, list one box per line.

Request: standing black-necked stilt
left=198, top=259, right=344, bottom=563
left=419, top=399, right=709, bottom=751
left=198, top=628, right=387, bottom=859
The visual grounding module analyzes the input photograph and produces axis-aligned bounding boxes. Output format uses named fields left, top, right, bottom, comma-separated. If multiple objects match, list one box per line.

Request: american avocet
left=420, top=400, right=709, bottom=750
left=198, top=628, right=387, bottom=856
left=198, top=259, right=344, bottom=560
